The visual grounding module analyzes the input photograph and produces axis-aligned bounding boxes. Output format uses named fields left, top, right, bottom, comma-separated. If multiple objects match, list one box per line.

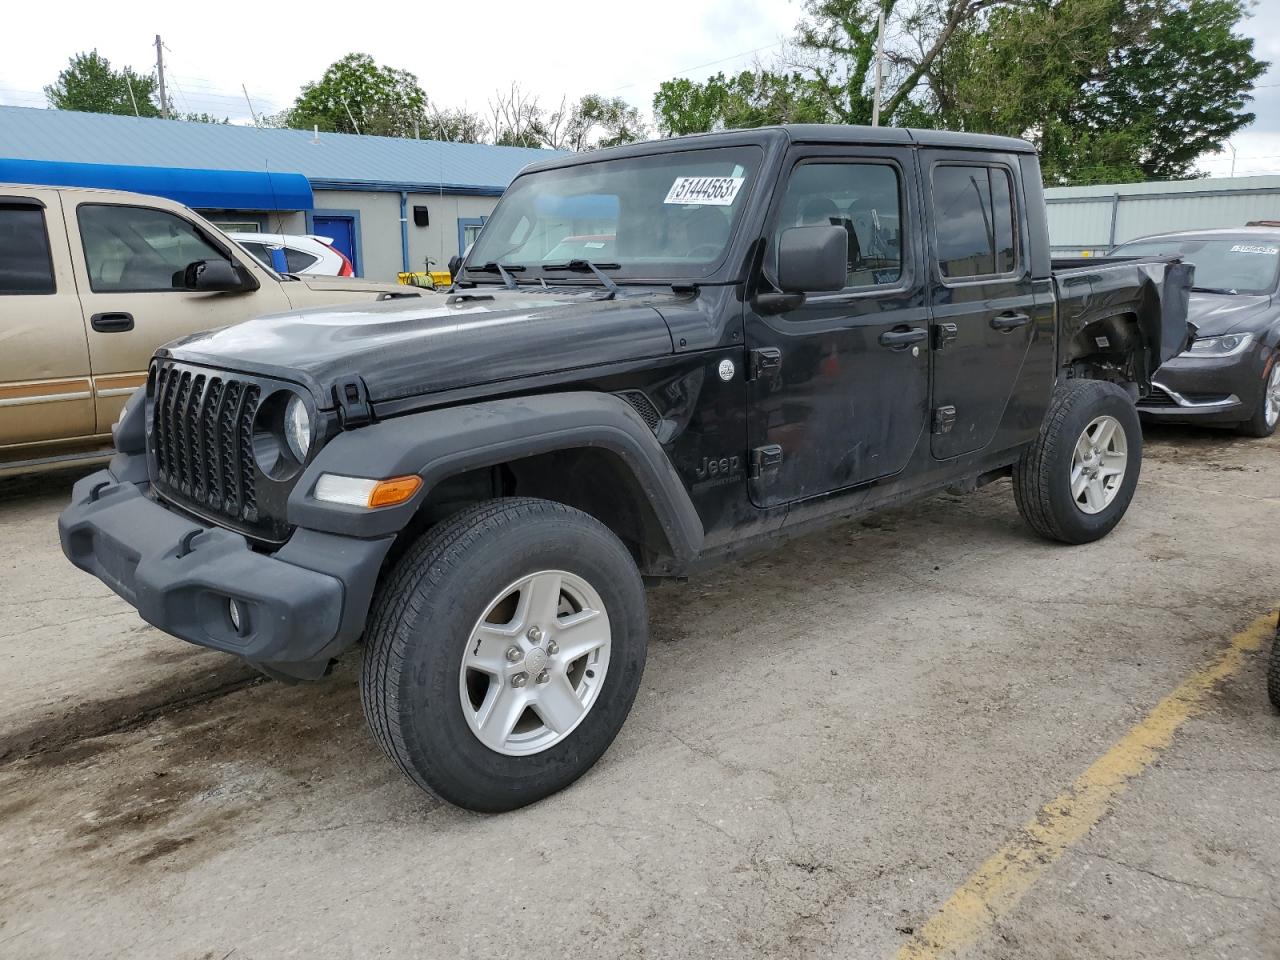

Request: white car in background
left=230, top=232, right=355, bottom=276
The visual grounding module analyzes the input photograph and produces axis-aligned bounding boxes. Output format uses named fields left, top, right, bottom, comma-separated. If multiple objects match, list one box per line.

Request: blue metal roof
left=0, top=106, right=559, bottom=196
left=0, top=158, right=314, bottom=210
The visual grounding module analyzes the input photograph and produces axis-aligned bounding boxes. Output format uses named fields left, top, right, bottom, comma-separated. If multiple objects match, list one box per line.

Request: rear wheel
left=1014, top=379, right=1143, bottom=544
left=1237, top=358, right=1280, bottom=438
left=361, top=498, right=648, bottom=812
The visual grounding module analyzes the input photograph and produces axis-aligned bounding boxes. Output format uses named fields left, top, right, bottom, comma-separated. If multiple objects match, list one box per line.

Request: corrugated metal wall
left=1045, top=176, right=1280, bottom=255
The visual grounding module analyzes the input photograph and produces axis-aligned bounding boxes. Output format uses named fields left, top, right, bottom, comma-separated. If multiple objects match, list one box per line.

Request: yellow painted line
left=897, top=610, right=1277, bottom=960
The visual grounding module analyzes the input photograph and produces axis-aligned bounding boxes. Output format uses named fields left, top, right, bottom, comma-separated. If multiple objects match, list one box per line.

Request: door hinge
left=333, top=376, right=374, bottom=428
left=932, top=405, right=957, bottom=435
left=933, top=323, right=959, bottom=350
left=750, top=444, right=784, bottom=479
left=748, top=347, right=782, bottom=381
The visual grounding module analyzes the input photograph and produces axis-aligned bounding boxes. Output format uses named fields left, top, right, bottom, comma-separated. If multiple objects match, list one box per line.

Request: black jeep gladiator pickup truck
left=60, top=125, right=1194, bottom=812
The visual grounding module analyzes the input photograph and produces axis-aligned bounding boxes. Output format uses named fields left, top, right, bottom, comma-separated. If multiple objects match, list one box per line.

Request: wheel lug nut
left=535, top=670, right=549, bottom=684
left=511, top=672, right=528, bottom=688
left=527, top=626, right=543, bottom=643
left=505, top=646, right=522, bottom=663
left=545, top=639, right=558, bottom=655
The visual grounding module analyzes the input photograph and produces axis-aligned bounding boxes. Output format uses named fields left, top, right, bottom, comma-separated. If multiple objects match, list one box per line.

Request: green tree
left=544, top=94, right=647, bottom=150
left=924, top=0, right=1267, bottom=182
left=45, top=50, right=160, bottom=117
left=654, top=70, right=828, bottom=135
left=424, top=106, right=488, bottom=143
left=286, top=53, right=427, bottom=137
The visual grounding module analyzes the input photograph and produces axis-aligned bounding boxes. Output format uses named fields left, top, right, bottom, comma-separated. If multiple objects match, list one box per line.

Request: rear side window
left=932, top=165, right=1019, bottom=279
left=78, top=204, right=230, bottom=292
left=284, top=247, right=319, bottom=272
left=0, top=204, right=56, bottom=294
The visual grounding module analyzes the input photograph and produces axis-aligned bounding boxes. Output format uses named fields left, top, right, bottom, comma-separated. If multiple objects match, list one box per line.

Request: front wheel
left=1014, top=379, right=1143, bottom=544
left=1237, top=357, right=1280, bottom=438
left=361, top=498, right=648, bottom=812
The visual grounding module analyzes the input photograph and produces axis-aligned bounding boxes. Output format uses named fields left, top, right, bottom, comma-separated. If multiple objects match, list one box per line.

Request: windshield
left=466, top=146, right=763, bottom=281
left=1112, top=237, right=1280, bottom=295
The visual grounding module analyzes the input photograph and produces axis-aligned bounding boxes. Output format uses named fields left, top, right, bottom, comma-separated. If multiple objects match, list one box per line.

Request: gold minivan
left=1, top=183, right=421, bottom=475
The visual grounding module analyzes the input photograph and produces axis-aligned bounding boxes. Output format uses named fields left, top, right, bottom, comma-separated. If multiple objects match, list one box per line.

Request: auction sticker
left=1229, top=243, right=1279, bottom=255
left=665, top=176, right=745, bottom=206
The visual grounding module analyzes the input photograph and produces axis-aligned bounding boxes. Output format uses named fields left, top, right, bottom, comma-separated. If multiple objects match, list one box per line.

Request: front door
left=62, top=199, right=292, bottom=427
left=745, top=148, right=929, bottom=508
left=922, top=153, right=1039, bottom=459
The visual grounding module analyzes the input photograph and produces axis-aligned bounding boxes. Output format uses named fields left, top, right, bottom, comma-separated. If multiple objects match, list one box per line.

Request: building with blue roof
left=0, top=106, right=559, bottom=279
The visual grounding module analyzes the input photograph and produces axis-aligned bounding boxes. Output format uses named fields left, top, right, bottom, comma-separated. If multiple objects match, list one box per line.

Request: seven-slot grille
left=151, top=362, right=261, bottom=525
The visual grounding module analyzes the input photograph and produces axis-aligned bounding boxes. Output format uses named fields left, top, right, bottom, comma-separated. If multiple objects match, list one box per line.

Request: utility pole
left=242, top=83, right=261, bottom=127
left=871, top=8, right=886, bottom=127
left=154, top=34, right=169, bottom=119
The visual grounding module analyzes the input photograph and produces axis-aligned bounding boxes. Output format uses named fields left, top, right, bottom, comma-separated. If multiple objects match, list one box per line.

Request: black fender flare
left=287, top=391, right=705, bottom=562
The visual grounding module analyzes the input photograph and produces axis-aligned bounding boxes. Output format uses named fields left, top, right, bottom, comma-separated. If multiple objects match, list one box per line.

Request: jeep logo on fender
left=693, top=454, right=742, bottom=482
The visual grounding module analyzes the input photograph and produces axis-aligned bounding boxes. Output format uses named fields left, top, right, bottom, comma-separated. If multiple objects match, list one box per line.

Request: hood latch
left=333, top=376, right=374, bottom=429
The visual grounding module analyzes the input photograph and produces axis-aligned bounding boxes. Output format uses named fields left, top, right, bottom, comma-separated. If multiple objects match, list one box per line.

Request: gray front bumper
left=59, top=465, right=393, bottom=679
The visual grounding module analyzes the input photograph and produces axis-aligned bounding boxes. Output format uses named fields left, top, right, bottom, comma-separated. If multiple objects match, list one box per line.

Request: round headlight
left=285, top=395, right=311, bottom=462
left=1219, top=335, right=1241, bottom=352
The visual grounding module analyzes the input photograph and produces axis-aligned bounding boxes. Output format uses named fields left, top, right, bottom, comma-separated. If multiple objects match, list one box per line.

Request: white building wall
left=313, top=188, right=500, bottom=280
left=1045, top=175, right=1280, bottom=256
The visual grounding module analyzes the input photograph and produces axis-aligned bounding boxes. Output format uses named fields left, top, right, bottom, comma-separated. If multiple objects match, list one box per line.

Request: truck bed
left=1050, top=256, right=1196, bottom=387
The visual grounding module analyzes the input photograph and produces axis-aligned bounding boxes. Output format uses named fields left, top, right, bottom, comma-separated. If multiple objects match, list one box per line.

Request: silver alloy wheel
left=458, top=570, right=611, bottom=756
left=1265, top=363, right=1280, bottom=428
left=1070, top=414, right=1128, bottom=515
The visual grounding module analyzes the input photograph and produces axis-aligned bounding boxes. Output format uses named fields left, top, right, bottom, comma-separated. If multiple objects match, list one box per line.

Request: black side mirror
left=178, top=259, right=248, bottom=292
left=447, top=255, right=463, bottom=278
left=777, top=225, right=848, bottom=293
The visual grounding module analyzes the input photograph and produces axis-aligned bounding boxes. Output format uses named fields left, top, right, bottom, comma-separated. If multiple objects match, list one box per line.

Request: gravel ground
left=0, top=424, right=1276, bottom=960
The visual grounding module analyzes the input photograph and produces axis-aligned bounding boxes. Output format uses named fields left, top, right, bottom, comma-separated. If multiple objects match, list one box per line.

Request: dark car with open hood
left=1112, top=228, right=1280, bottom=437
left=59, top=126, right=1194, bottom=812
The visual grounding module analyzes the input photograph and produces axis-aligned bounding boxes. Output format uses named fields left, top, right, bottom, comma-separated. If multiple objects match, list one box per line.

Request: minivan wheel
left=1014, top=379, right=1143, bottom=544
left=361, top=498, right=647, bottom=812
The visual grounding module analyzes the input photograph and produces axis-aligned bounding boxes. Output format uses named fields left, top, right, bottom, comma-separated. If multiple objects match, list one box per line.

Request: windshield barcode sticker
left=1230, top=244, right=1279, bottom=255
left=664, top=176, right=745, bottom=206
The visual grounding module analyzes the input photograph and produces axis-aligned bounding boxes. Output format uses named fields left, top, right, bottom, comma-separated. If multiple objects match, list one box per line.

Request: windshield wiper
left=1192, top=285, right=1238, bottom=295
left=542, top=259, right=621, bottom=299
left=468, top=261, right=525, bottom=290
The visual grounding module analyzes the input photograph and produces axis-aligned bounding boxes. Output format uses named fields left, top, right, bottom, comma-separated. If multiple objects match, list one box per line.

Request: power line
left=608, top=39, right=786, bottom=94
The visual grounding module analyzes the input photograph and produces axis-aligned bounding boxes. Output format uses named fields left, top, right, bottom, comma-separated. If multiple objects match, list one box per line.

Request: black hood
left=163, top=287, right=677, bottom=406
left=1186, top=292, right=1276, bottom=337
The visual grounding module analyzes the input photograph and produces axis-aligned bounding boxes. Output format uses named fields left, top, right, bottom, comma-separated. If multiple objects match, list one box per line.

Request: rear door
left=62, top=199, right=291, bottom=427
left=0, top=191, right=95, bottom=448
left=744, top=145, right=929, bottom=507
left=922, top=152, right=1039, bottom=459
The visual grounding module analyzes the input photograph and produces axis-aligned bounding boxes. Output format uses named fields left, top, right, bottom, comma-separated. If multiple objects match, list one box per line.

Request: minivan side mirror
left=178, top=259, right=250, bottom=292
left=777, top=225, right=848, bottom=294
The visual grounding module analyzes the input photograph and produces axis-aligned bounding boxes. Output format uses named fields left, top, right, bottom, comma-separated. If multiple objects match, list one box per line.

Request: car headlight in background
left=285, top=394, right=311, bottom=461
left=1187, top=332, right=1254, bottom=357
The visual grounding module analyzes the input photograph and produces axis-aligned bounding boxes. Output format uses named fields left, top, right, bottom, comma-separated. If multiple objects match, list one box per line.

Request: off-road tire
left=1014, top=379, right=1143, bottom=544
left=361, top=497, right=648, bottom=812
left=1267, top=616, right=1280, bottom=712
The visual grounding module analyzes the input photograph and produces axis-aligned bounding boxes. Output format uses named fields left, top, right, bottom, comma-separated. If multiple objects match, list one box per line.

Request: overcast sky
left=1, top=0, right=1276, bottom=178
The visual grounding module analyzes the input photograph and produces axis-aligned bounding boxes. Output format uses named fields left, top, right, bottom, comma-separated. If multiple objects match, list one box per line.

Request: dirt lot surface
left=1, top=425, right=1277, bottom=960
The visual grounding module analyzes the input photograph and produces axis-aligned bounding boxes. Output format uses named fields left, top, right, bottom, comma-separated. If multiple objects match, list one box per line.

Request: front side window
left=932, top=165, right=1019, bottom=279
left=774, top=161, right=904, bottom=289
left=78, top=204, right=230, bottom=292
left=0, top=204, right=56, bottom=295
left=466, top=146, right=762, bottom=280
